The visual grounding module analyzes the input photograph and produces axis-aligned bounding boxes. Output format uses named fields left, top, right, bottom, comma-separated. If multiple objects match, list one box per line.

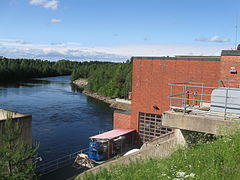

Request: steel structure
left=37, top=148, right=88, bottom=175
left=168, top=82, right=240, bottom=120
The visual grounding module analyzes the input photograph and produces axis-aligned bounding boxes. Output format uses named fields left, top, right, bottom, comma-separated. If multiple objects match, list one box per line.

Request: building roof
left=131, top=56, right=220, bottom=61
left=221, top=50, right=240, bottom=56
left=90, top=128, right=135, bottom=140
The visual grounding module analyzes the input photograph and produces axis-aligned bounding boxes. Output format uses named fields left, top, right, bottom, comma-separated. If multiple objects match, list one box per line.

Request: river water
left=0, top=76, right=113, bottom=163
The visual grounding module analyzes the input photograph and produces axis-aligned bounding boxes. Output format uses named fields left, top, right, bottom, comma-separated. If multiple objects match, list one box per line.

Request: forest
left=71, top=60, right=132, bottom=98
left=0, top=58, right=80, bottom=80
left=0, top=57, right=132, bottom=98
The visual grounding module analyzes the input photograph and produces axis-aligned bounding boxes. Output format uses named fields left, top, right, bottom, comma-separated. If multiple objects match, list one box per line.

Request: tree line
left=71, top=60, right=132, bottom=99
left=0, top=57, right=132, bottom=98
left=0, top=58, right=81, bottom=81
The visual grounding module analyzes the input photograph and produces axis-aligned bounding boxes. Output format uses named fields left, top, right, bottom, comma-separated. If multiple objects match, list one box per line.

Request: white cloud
left=0, top=38, right=17, bottom=42
left=210, top=36, right=230, bottom=43
left=44, top=0, right=58, bottom=10
left=195, top=35, right=230, bottom=43
left=29, top=0, right=45, bottom=5
left=51, top=18, right=62, bottom=23
left=50, top=42, right=80, bottom=46
left=15, top=40, right=30, bottom=44
left=29, top=0, right=58, bottom=10
left=0, top=38, right=234, bottom=61
left=0, top=38, right=30, bottom=45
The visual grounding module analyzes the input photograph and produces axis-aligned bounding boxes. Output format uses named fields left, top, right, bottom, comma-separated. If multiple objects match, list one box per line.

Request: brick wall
left=113, top=51, right=240, bottom=132
left=131, top=57, right=220, bottom=131
left=113, top=111, right=131, bottom=129
left=220, top=55, right=240, bottom=86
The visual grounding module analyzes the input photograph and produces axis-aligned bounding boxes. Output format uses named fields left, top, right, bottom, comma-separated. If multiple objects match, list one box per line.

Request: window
left=139, top=112, right=172, bottom=143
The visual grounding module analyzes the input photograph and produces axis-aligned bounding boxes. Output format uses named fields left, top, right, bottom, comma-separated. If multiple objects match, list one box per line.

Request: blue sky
left=0, top=0, right=240, bottom=61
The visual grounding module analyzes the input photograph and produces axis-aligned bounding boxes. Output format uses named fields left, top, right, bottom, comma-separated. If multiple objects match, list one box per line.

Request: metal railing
left=37, top=148, right=88, bottom=175
left=218, top=80, right=240, bottom=88
left=168, top=82, right=240, bottom=120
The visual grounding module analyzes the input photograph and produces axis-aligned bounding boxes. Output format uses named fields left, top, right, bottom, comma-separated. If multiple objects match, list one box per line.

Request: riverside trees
left=71, top=61, right=132, bottom=99
left=0, top=58, right=80, bottom=81
left=0, top=57, right=132, bottom=98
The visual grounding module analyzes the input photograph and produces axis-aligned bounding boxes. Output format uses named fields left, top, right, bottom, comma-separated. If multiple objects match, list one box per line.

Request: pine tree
left=0, top=113, right=38, bottom=179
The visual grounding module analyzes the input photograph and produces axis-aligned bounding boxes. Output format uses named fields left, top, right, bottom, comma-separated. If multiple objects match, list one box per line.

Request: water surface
left=0, top=76, right=113, bottom=162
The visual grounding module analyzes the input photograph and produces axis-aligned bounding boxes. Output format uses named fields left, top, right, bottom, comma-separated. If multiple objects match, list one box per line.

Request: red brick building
left=114, top=49, right=240, bottom=142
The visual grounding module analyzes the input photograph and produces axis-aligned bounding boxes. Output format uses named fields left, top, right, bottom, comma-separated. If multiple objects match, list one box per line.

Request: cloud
left=50, top=42, right=80, bottom=46
left=195, top=35, right=230, bottom=43
left=0, top=38, right=233, bottom=61
left=0, top=38, right=127, bottom=61
left=51, top=18, right=62, bottom=23
left=144, top=37, right=150, bottom=41
left=0, top=38, right=30, bottom=45
left=0, top=47, right=127, bottom=62
left=29, top=0, right=45, bottom=5
left=29, top=0, right=58, bottom=10
left=15, top=40, right=30, bottom=45
left=0, top=38, right=17, bottom=42
left=44, top=0, right=58, bottom=10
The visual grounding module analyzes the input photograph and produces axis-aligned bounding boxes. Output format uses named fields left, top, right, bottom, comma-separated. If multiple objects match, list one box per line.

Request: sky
left=0, top=0, right=240, bottom=61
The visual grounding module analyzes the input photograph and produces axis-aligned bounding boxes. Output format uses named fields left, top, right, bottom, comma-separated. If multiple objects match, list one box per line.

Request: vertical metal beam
left=224, top=88, right=229, bottom=120
left=170, top=85, right=173, bottom=109
left=200, top=83, right=204, bottom=107
left=183, top=85, right=187, bottom=114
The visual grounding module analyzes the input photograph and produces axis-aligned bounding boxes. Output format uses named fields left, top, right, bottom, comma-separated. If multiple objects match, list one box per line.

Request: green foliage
left=79, top=132, right=240, bottom=180
left=0, top=57, right=132, bottom=98
left=72, top=61, right=132, bottom=98
left=0, top=114, right=38, bottom=179
left=0, top=58, right=81, bottom=81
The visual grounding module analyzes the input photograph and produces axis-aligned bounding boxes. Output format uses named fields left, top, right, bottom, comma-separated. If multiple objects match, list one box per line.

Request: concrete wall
left=162, top=111, right=240, bottom=135
left=0, top=109, right=32, bottom=146
left=115, top=98, right=131, bottom=104
left=76, top=129, right=186, bottom=179
left=130, top=57, right=220, bottom=131
left=18, top=116, right=32, bottom=145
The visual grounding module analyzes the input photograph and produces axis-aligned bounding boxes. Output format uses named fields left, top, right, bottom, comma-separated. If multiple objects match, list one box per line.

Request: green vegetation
left=0, top=114, right=38, bottom=179
left=0, top=58, right=81, bottom=81
left=70, top=61, right=112, bottom=80
left=80, top=132, right=240, bottom=180
left=72, top=61, right=132, bottom=98
left=1, top=57, right=132, bottom=98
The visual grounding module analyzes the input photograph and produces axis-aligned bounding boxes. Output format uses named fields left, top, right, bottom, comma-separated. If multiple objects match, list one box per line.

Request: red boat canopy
left=90, top=129, right=135, bottom=140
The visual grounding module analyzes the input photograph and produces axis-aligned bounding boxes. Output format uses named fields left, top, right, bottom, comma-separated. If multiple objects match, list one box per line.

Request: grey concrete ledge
left=162, top=111, right=240, bottom=135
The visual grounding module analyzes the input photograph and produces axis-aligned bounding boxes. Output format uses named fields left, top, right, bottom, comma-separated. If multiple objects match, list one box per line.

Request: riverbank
left=73, top=79, right=131, bottom=111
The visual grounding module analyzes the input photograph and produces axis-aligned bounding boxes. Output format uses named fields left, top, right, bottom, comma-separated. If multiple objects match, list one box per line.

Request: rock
left=73, top=79, right=130, bottom=111
left=73, top=79, right=88, bottom=88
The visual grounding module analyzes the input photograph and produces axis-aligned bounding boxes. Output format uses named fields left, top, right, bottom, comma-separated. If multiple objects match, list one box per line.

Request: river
left=0, top=76, right=113, bottom=163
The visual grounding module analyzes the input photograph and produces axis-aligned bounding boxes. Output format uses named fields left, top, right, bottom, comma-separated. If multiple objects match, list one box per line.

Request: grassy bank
left=78, top=132, right=240, bottom=180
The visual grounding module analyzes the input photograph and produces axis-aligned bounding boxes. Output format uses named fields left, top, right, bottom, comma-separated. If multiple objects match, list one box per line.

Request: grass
left=78, top=131, right=240, bottom=180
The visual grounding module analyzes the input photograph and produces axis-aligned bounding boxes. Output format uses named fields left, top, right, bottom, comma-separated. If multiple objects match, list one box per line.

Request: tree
left=0, top=113, right=38, bottom=179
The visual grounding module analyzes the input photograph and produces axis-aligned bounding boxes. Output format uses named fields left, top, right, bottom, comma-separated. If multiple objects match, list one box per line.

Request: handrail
left=37, top=148, right=89, bottom=175
left=168, top=82, right=240, bottom=121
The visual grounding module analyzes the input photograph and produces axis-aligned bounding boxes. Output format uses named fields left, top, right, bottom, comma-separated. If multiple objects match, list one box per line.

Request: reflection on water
left=0, top=76, right=113, bottom=162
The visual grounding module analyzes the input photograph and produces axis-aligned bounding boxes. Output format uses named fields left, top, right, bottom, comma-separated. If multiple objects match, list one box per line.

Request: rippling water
left=0, top=76, right=113, bottom=162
